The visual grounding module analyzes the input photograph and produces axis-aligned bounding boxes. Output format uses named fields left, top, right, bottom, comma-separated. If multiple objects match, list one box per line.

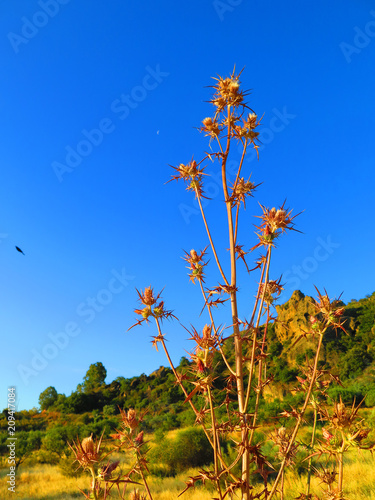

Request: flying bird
left=15, top=246, right=25, bottom=255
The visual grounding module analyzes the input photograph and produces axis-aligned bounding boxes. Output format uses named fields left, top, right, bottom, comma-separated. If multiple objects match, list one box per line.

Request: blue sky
left=1, top=0, right=374, bottom=411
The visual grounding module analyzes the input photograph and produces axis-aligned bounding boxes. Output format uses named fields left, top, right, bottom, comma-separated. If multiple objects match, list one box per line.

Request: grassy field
left=0, top=463, right=213, bottom=500
left=1, top=450, right=375, bottom=500
left=281, top=452, right=375, bottom=499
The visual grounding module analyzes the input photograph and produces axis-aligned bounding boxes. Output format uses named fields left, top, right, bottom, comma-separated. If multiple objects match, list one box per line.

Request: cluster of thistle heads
left=71, top=71, right=375, bottom=500
left=69, top=409, right=150, bottom=500
left=128, top=70, right=352, bottom=419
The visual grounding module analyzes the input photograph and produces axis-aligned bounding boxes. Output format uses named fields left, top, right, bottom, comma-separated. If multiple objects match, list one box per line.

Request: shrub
left=365, top=388, right=375, bottom=407
left=149, top=427, right=213, bottom=474
left=103, top=404, right=116, bottom=416
left=327, top=384, right=366, bottom=405
left=338, top=345, right=373, bottom=379
left=59, top=451, right=85, bottom=478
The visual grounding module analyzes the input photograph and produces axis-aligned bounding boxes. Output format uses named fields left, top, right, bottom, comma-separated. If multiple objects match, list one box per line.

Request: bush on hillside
left=149, top=427, right=213, bottom=475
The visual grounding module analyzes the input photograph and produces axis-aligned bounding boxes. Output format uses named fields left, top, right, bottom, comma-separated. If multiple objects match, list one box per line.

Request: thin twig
left=268, top=333, right=324, bottom=499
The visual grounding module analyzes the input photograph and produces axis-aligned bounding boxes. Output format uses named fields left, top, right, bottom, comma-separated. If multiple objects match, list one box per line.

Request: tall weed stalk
left=72, top=70, right=374, bottom=500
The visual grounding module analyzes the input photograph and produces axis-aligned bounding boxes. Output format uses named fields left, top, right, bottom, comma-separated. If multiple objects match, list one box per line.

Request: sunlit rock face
left=275, top=290, right=316, bottom=343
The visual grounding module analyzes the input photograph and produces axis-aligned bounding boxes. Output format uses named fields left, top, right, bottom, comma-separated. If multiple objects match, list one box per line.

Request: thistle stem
left=244, top=246, right=271, bottom=414
left=249, top=308, right=270, bottom=445
left=337, top=436, right=345, bottom=497
left=207, top=386, right=223, bottom=500
left=89, top=466, right=98, bottom=500
left=218, top=104, right=251, bottom=499
left=138, top=464, right=154, bottom=500
left=154, top=317, right=233, bottom=476
left=306, top=405, right=318, bottom=496
left=268, top=334, right=324, bottom=499
left=199, top=281, right=236, bottom=376
left=233, top=138, right=248, bottom=189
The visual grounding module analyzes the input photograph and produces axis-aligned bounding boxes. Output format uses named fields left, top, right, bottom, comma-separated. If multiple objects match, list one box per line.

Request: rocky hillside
left=28, top=289, right=375, bottom=423
left=275, top=290, right=316, bottom=341
left=274, top=290, right=375, bottom=379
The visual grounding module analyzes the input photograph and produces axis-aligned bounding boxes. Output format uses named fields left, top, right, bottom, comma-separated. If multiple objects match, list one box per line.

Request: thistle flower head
left=252, top=202, right=300, bottom=250
left=190, top=249, right=200, bottom=262
left=312, top=466, right=337, bottom=488
left=134, top=307, right=152, bottom=320
left=189, top=324, right=220, bottom=350
left=195, top=356, right=206, bottom=374
left=138, top=286, right=156, bottom=306
left=175, top=160, right=199, bottom=181
left=259, top=278, right=284, bottom=306
left=202, top=324, right=212, bottom=340
left=313, top=288, right=346, bottom=332
left=120, top=408, right=139, bottom=430
left=229, top=177, right=259, bottom=208
left=259, top=204, right=298, bottom=234
left=349, top=428, right=370, bottom=445
left=234, top=113, right=261, bottom=147
left=69, top=433, right=104, bottom=470
left=134, top=431, right=144, bottom=446
left=183, top=246, right=208, bottom=283
left=211, top=73, right=245, bottom=110
left=201, top=117, right=221, bottom=138
left=130, top=288, right=177, bottom=330
left=270, top=426, right=298, bottom=465
left=322, top=427, right=334, bottom=442
left=320, top=396, right=364, bottom=433
left=98, top=460, right=120, bottom=481
left=170, top=159, right=207, bottom=198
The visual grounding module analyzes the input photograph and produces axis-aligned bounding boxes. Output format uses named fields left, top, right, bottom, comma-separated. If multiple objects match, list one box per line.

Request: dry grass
left=274, top=451, right=375, bottom=499
left=1, top=452, right=375, bottom=500
left=146, top=473, right=213, bottom=500
left=0, top=464, right=213, bottom=500
left=0, top=463, right=87, bottom=499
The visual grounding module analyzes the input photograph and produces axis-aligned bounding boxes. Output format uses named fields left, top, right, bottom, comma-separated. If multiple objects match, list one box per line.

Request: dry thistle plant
left=68, top=410, right=152, bottom=500
left=127, top=70, right=375, bottom=500
left=67, top=71, right=374, bottom=500
left=69, top=432, right=125, bottom=499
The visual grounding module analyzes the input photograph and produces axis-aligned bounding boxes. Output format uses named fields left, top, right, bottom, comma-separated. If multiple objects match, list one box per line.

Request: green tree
left=339, top=345, right=373, bottom=379
left=81, top=362, right=107, bottom=393
left=38, top=386, right=58, bottom=410
left=103, top=404, right=116, bottom=416
left=12, top=430, right=43, bottom=469
left=42, top=425, right=77, bottom=457
left=64, top=392, right=100, bottom=413
left=49, top=393, right=70, bottom=413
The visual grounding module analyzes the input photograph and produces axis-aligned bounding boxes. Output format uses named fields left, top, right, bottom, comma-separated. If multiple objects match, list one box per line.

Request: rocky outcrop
left=275, top=290, right=316, bottom=342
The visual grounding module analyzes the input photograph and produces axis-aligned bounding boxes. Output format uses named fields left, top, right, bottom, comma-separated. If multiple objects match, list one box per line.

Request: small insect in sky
left=15, top=246, right=25, bottom=255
